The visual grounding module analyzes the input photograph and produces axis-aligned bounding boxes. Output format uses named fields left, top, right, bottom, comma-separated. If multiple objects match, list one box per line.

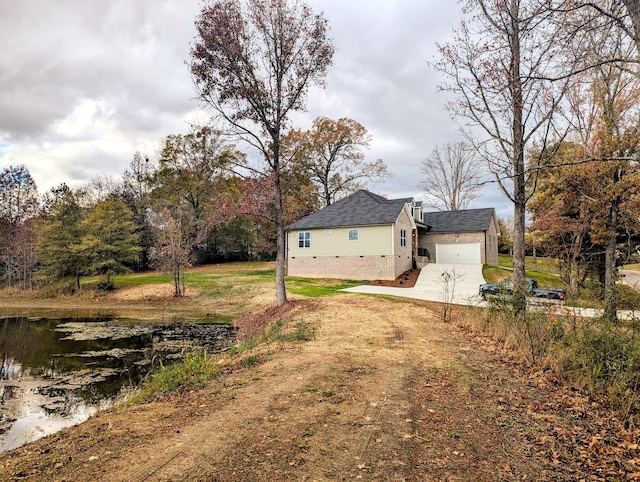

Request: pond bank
left=0, top=314, right=237, bottom=452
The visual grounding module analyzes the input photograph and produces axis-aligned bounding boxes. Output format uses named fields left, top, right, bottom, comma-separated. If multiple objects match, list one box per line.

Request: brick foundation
left=287, top=255, right=412, bottom=281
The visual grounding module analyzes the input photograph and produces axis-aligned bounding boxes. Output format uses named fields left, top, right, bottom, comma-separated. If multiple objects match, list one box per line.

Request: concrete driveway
left=343, top=265, right=640, bottom=318
left=342, top=263, right=486, bottom=306
left=621, top=270, right=640, bottom=292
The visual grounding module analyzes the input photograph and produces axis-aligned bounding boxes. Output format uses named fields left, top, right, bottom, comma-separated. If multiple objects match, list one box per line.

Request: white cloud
left=0, top=0, right=509, bottom=214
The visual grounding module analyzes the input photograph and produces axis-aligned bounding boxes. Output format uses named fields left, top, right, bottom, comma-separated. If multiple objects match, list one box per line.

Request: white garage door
left=436, top=243, right=481, bottom=264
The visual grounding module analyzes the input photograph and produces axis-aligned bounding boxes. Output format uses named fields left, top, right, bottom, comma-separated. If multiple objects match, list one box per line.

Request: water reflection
left=0, top=316, right=235, bottom=452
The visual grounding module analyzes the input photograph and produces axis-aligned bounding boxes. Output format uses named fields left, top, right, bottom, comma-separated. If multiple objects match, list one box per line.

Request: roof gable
left=288, top=190, right=411, bottom=230
left=422, top=208, right=496, bottom=233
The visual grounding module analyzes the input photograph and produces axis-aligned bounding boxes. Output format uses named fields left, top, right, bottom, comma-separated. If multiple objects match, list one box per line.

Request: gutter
left=285, top=229, right=288, bottom=276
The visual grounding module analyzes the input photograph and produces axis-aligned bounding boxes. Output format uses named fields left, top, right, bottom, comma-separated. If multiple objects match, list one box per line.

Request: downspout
left=391, top=223, right=395, bottom=254
left=484, top=230, right=487, bottom=265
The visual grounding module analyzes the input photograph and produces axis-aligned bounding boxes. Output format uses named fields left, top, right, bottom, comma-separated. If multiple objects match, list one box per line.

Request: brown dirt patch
left=1, top=295, right=639, bottom=480
left=234, top=299, right=317, bottom=341
left=107, top=284, right=202, bottom=301
left=370, top=268, right=420, bottom=288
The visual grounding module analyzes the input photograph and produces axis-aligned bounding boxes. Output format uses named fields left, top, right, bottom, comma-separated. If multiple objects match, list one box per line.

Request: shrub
left=567, top=318, right=640, bottom=413
left=36, top=278, right=79, bottom=297
left=615, top=285, right=640, bottom=310
left=97, top=280, right=115, bottom=291
left=480, top=297, right=640, bottom=415
left=260, top=319, right=316, bottom=343
left=129, top=349, right=220, bottom=403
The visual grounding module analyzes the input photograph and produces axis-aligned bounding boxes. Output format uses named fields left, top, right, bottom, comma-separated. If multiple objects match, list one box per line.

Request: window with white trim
left=298, top=231, right=310, bottom=248
left=400, top=229, right=407, bottom=247
left=348, top=229, right=359, bottom=241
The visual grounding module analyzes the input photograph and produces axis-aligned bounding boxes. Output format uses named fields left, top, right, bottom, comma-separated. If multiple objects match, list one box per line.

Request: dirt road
left=1, top=295, right=637, bottom=480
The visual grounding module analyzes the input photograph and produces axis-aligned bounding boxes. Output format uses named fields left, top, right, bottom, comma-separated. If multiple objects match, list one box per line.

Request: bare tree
left=121, top=152, right=155, bottom=271
left=122, top=152, right=153, bottom=206
left=149, top=209, right=192, bottom=298
left=435, top=0, right=573, bottom=314
left=82, top=175, right=121, bottom=207
left=0, top=165, right=39, bottom=225
left=562, top=0, right=640, bottom=55
left=418, top=141, right=482, bottom=211
left=437, top=266, right=466, bottom=323
left=190, top=0, right=334, bottom=306
left=0, top=165, right=40, bottom=289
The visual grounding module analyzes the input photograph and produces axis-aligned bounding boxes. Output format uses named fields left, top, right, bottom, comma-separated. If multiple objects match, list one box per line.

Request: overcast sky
left=0, top=0, right=509, bottom=218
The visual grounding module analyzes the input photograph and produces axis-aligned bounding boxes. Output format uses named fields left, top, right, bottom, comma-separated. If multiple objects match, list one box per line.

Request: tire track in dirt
left=282, top=299, right=441, bottom=479
left=1, top=296, right=515, bottom=481
left=115, top=354, right=330, bottom=482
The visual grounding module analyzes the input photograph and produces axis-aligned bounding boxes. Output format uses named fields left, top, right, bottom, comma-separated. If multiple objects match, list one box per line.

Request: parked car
left=479, top=278, right=566, bottom=300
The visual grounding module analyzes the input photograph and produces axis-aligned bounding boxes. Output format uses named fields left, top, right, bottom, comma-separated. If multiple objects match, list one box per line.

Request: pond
left=0, top=316, right=236, bottom=452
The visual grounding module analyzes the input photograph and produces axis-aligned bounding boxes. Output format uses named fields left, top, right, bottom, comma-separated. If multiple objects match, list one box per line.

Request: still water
left=0, top=316, right=236, bottom=452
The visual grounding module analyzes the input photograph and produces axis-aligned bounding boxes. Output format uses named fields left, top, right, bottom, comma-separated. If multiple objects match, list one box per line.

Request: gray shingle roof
left=288, top=190, right=411, bottom=230
left=422, top=208, right=496, bottom=233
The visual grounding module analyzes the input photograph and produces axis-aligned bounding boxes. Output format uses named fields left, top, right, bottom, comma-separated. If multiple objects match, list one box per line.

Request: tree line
left=0, top=119, right=389, bottom=296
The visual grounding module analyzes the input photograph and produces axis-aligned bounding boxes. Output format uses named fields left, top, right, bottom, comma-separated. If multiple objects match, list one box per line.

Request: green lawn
left=498, top=255, right=562, bottom=276
left=106, top=262, right=360, bottom=299
left=286, top=277, right=361, bottom=297
left=484, top=262, right=569, bottom=290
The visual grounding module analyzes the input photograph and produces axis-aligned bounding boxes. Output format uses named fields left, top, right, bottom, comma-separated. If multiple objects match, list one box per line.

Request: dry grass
left=3, top=265, right=640, bottom=480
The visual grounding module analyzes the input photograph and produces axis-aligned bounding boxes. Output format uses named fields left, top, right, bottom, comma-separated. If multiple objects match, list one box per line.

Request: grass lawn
left=484, top=262, right=569, bottom=290
left=105, top=263, right=362, bottom=299
left=498, top=255, right=562, bottom=276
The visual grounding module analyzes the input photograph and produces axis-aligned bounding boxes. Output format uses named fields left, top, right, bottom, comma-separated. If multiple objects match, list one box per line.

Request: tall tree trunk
left=174, top=268, right=181, bottom=297
left=512, top=195, right=528, bottom=315
left=622, top=0, right=640, bottom=52
left=274, top=153, right=288, bottom=307
left=275, top=196, right=287, bottom=306
left=510, top=0, right=527, bottom=316
left=275, top=220, right=287, bottom=306
left=603, top=195, right=620, bottom=321
left=569, top=252, right=580, bottom=297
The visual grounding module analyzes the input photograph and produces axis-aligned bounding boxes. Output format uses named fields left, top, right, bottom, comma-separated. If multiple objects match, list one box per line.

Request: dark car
left=479, top=278, right=533, bottom=296
left=479, top=278, right=566, bottom=300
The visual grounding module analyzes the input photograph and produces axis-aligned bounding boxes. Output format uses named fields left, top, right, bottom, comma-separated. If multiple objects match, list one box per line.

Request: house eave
left=287, top=222, right=394, bottom=232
